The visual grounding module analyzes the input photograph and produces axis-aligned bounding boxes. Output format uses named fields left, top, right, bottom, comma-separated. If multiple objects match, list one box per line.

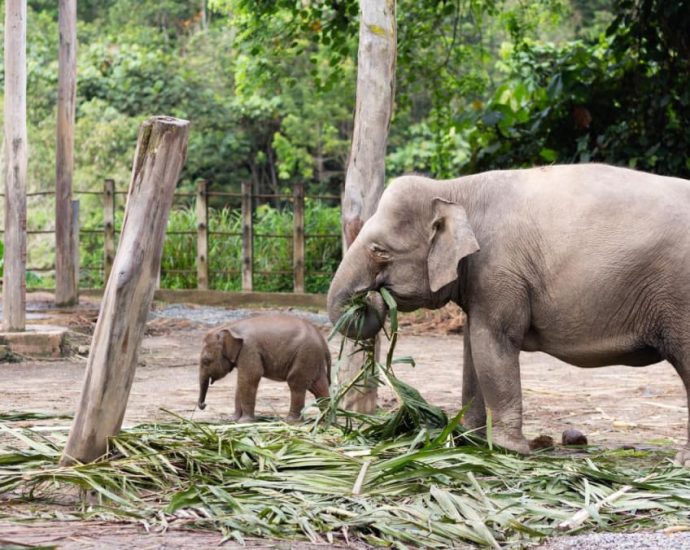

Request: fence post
left=54, top=0, right=77, bottom=307
left=103, top=179, right=115, bottom=284
left=241, top=181, right=253, bottom=292
left=71, top=200, right=80, bottom=293
left=293, top=182, right=305, bottom=293
left=196, top=179, right=209, bottom=290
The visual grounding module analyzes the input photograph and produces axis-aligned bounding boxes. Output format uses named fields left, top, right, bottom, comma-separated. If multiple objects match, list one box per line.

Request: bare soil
left=1, top=293, right=687, bottom=548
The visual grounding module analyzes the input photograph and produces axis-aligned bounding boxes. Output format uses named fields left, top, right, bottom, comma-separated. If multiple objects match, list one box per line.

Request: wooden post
left=293, top=182, right=305, bottom=293
left=55, top=0, right=78, bottom=306
left=3, top=0, right=28, bottom=332
left=241, top=181, right=253, bottom=292
left=103, top=179, right=116, bottom=284
left=196, top=179, right=209, bottom=290
left=71, top=200, right=80, bottom=292
left=339, top=0, right=397, bottom=413
left=62, top=116, right=189, bottom=465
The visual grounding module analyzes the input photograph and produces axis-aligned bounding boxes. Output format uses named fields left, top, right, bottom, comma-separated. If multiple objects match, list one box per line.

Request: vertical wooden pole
left=293, top=182, right=305, bottom=293
left=103, top=179, right=116, bottom=284
left=55, top=0, right=78, bottom=306
left=241, top=181, right=253, bottom=292
left=3, top=0, right=28, bottom=332
left=196, top=179, right=209, bottom=290
left=62, top=116, right=189, bottom=465
left=71, top=200, right=80, bottom=292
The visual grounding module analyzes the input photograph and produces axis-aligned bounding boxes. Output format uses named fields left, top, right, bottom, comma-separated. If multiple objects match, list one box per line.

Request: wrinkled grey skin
left=198, top=315, right=331, bottom=423
left=327, top=164, right=690, bottom=466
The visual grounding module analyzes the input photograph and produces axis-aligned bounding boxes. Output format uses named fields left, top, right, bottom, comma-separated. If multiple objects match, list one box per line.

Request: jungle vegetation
left=1, top=0, right=689, bottom=290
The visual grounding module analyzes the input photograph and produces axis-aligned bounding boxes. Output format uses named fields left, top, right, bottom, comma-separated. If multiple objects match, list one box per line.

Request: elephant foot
left=675, top=447, right=690, bottom=468
left=491, top=431, right=531, bottom=455
left=285, top=414, right=302, bottom=425
left=461, top=413, right=487, bottom=435
left=236, top=415, right=256, bottom=424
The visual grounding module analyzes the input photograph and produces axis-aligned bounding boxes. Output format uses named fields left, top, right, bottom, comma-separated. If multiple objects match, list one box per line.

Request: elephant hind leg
left=309, top=371, right=330, bottom=399
left=285, top=384, right=307, bottom=423
left=668, top=349, right=690, bottom=467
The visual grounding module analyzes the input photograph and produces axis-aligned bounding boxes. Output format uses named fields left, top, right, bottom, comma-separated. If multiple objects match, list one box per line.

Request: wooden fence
left=1, top=180, right=342, bottom=294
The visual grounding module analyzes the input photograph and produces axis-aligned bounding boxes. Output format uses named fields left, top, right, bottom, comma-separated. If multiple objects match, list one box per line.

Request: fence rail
left=1, top=180, right=342, bottom=293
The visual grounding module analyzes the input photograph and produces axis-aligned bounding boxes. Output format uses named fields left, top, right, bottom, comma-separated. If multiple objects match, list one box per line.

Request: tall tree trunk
left=338, top=0, right=396, bottom=413
left=3, top=0, right=28, bottom=332
left=55, top=0, right=78, bottom=306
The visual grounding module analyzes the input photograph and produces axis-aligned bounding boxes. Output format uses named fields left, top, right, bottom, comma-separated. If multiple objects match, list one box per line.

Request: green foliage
left=3, top=409, right=690, bottom=546
left=4, top=0, right=690, bottom=293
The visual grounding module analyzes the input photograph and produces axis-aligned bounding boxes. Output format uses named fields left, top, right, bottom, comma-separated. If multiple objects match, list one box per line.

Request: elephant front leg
left=234, top=368, right=261, bottom=423
left=461, top=326, right=487, bottom=432
left=469, top=320, right=530, bottom=454
left=230, top=385, right=243, bottom=421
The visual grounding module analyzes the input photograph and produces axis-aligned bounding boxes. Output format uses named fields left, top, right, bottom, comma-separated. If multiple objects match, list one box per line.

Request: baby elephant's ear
left=428, top=198, right=479, bottom=293
left=221, top=329, right=243, bottom=363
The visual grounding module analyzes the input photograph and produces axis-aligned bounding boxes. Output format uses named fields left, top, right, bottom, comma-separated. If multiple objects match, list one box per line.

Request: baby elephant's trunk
left=198, top=374, right=210, bottom=410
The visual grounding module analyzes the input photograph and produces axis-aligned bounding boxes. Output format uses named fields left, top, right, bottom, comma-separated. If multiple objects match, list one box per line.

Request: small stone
left=562, top=428, right=588, bottom=446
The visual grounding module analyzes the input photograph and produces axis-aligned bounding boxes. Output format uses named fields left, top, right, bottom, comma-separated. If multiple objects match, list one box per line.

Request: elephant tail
left=325, top=347, right=332, bottom=385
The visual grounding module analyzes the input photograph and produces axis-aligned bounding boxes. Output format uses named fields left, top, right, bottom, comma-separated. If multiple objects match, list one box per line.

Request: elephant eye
left=369, top=244, right=390, bottom=262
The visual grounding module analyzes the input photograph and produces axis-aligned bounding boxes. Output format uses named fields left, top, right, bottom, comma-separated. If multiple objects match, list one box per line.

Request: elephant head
left=327, top=177, right=479, bottom=340
left=197, top=327, right=243, bottom=410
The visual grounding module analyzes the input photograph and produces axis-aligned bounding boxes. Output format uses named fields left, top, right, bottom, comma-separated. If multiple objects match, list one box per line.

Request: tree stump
left=61, top=116, right=189, bottom=465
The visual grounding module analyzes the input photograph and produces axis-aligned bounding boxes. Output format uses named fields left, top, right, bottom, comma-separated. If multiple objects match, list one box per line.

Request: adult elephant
left=327, top=164, right=690, bottom=466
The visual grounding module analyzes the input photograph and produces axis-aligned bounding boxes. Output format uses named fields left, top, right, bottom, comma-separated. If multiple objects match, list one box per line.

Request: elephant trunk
left=327, top=245, right=387, bottom=340
left=198, top=373, right=210, bottom=410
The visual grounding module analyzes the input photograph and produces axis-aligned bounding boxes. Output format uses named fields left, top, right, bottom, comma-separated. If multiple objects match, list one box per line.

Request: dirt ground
left=1, top=293, right=688, bottom=548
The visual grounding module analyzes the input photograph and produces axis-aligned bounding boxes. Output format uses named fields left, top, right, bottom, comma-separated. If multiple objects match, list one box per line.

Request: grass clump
left=2, top=291, right=690, bottom=546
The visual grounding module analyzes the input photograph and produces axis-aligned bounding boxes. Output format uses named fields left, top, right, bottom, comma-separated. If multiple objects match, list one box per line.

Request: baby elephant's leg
left=309, top=370, right=330, bottom=399
left=230, top=385, right=243, bottom=421
left=285, top=384, right=306, bottom=423
left=234, top=358, right=262, bottom=423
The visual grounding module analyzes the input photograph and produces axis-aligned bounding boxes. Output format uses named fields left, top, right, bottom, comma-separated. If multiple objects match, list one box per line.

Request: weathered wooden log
left=55, top=0, right=78, bottom=306
left=338, top=0, right=397, bottom=413
left=61, top=116, right=189, bottom=465
left=3, top=0, right=28, bottom=332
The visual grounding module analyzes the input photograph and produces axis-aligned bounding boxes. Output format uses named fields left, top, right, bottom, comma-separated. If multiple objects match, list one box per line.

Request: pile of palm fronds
left=2, top=290, right=690, bottom=546
left=2, top=416, right=690, bottom=547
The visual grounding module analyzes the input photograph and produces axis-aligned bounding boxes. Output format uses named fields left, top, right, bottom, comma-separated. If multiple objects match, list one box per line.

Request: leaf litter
left=1, top=290, right=690, bottom=547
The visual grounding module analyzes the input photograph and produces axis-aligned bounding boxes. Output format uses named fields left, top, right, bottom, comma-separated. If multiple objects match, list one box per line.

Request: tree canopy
left=1, top=0, right=689, bottom=196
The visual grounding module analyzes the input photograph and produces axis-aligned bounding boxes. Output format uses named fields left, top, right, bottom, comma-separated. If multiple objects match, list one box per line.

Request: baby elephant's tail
left=326, top=349, right=332, bottom=385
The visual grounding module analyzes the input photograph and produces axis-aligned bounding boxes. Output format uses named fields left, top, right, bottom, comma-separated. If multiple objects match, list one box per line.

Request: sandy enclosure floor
left=0, top=293, right=688, bottom=548
left=1, top=295, right=684, bottom=448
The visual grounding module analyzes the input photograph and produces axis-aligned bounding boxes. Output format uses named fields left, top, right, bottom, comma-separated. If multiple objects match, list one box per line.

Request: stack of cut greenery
left=2, top=291, right=690, bottom=547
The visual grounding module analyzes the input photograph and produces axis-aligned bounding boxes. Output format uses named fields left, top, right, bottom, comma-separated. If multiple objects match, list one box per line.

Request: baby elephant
left=197, top=315, right=331, bottom=423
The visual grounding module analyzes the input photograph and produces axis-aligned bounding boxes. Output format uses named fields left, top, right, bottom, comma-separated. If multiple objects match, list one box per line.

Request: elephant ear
left=427, top=198, right=479, bottom=292
left=221, top=329, right=244, bottom=364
